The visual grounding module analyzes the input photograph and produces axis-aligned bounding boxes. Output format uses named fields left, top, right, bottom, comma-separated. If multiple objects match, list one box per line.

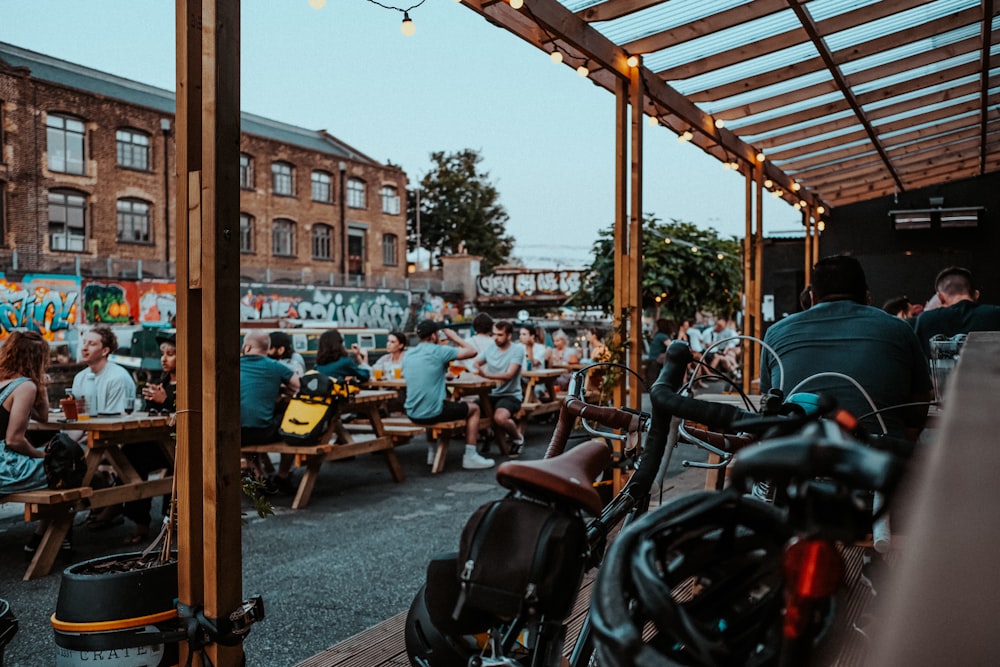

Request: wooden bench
left=382, top=416, right=493, bottom=474
left=341, top=421, right=425, bottom=445
left=1, top=487, right=94, bottom=580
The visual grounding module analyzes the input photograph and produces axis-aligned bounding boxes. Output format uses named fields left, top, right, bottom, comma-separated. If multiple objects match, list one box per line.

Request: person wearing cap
left=403, top=319, right=494, bottom=470
left=759, top=255, right=931, bottom=441
left=141, top=330, right=177, bottom=413
left=910, top=266, right=1000, bottom=358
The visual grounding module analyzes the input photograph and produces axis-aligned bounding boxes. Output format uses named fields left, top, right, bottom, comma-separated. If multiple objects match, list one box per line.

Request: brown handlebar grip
left=544, top=398, right=642, bottom=460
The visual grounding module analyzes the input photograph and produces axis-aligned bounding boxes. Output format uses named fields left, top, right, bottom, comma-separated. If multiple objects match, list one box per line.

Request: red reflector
left=783, top=539, right=842, bottom=599
left=833, top=409, right=858, bottom=432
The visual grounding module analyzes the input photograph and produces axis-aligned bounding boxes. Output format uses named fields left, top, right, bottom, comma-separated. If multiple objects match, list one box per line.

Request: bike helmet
left=591, top=489, right=790, bottom=667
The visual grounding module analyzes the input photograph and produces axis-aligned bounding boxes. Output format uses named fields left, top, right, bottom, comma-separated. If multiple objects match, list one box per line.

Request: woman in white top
left=371, top=331, right=407, bottom=379
left=518, top=326, right=548, bottom=370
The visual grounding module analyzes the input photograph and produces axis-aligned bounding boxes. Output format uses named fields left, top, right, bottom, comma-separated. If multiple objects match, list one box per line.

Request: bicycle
left=589, top=341, right=916, bottom=666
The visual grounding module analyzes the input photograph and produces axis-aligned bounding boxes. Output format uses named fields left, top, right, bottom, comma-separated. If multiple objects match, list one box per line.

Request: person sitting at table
left=0, top=332, right=68, bottom=556
left=518, top=325, right=548, bottom=371
left=585, top=328, right=609, bottom=363
left=314, top=329, right=371, bottom=383
left=142, top=331, right=178, bottom=413
left=910, top=266, right=1000, bottom=358
left=241, top=330, right=300, bottom=495
left=268, top=331, right=306, bottom=379
left=644, top=318, right=676, bottom=388
left=371, top=331, right=406, bottom=380
left=548, top=329, right=580, bottom=392
left=403, top=320, right=493, bottom=470
left=464, top=312, right=495, bottom=372
left=475, top=320, right=527, bottom=457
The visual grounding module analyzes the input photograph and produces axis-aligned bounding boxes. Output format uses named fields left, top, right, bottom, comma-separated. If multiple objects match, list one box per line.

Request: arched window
left=116, top=128, right=151, bottom=170
left=117, top=198, right=152, bottom=243
left=312, top=223, right=334, bottom=260
left=48, top=189, right=88, bottom=251
left=272, top=161, right=295, bottom=196
left=240, top=213, right=255, bottom=253
left=240, top=154, right=254, bottom=190
left=347, top=177, right=366, bottom=209
left=46, top=113, right=86, bottom=175
left=311, top=171, right=333, bottom=203
left=272, top=218, right=296, bottom=256
left=381, top=185, right=400, bottom=215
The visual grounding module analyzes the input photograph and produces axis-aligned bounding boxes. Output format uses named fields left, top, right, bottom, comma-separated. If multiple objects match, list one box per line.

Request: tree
left=573, top=215, right=743, bottom=319
left=407, top=149, right=515, bottom=271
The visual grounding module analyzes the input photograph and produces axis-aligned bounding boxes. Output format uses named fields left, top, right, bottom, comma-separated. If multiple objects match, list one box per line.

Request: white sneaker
left=427, top=446, right=436, bottom=466
left=462, top=450, right=495, bottom=470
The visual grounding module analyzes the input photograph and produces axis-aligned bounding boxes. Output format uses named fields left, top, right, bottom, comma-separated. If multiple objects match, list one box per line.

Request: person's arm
left=31, top=379, right=50, bottom=423
left=5, top=381, right=44, bottom=457
left=442, top=328, right=478, bottom=360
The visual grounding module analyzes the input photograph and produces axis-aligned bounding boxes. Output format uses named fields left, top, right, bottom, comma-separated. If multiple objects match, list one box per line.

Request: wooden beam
left=980, top=0, right=995, bottom=173
left=577, top=0, right=667, bottom=23
left=629, top=62, right=643, bottom=411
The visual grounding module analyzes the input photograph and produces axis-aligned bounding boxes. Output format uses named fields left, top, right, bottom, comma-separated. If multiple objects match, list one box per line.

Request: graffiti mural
left=240, top=285, right=410, bottom=329
left=0, top=274, right=80, bottom=341
left=137, top=281, right=177, bottom=324
left=81, top=281, right=137, bottom=324
left=476, top=270, right=583, bottom=299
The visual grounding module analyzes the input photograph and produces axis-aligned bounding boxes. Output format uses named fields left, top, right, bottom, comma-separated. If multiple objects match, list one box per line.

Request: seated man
left=911, top=266, right=1000, bottom=358
left=403, top=319, right=493, bottom=470
left=760, top=255, right=932, bottom=441
left=241, top=331, right=300, bottom=492
left=475, top=320, right=526, bottom=456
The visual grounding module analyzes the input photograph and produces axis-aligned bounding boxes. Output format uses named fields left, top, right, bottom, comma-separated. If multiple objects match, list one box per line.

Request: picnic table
left=240, top=389, right=403, bottom=508
left=15, top=412, right=176, bottom=579
left=518, top=368, right=565, bottom=423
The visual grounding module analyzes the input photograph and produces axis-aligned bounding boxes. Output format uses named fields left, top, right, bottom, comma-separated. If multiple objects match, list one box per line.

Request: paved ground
left=0, top=402, right=711, bottom=667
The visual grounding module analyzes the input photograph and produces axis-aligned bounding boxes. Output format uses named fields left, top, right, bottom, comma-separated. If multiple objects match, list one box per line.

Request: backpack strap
left=0, top=377, right=29, bottom=405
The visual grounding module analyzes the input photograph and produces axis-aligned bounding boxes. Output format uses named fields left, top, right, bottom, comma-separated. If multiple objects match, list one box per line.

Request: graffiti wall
left=240, top=285, right=410, bottom=329
left=476, top=270, right=584, bottom=299
left=0, top=273, right=80, bottom=342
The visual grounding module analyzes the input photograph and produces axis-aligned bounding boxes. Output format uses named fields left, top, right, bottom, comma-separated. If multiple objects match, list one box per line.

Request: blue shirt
left=402, top=342, right=458, bottom=420
left=240, top=355, right=293, bottom=429
left=315, top=356, right=370, bottom=382
left=760, top=301, right=931, bottom=436
left=911, top=300, right=1000, bottom=357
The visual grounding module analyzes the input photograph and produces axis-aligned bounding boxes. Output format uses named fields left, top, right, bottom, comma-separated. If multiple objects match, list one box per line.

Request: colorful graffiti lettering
left=240, top=287, right=410, bottom=329
left=476, top=270, right=583, bottom=298
left=0, top=275, right=79, bottom=340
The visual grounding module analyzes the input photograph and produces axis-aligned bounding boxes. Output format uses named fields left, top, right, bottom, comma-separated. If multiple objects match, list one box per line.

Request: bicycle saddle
left=497, top=439, right=611, bottom=516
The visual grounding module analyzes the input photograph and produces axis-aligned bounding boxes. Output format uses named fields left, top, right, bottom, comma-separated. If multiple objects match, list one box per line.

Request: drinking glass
left=373, top=368, right=384, bottom=381
left=393, top=367, right=402, bottom=379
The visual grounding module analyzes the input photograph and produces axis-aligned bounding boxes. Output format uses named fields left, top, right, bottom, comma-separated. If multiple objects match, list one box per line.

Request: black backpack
left=44, top=432, right=86, bottom=490
left=278, top=371, right=343, bottom=447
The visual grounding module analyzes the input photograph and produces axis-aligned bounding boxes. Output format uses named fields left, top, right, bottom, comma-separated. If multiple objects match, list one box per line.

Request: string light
left=764, top=179, right=773, bottom=188
left=550, top=50, right=563, bottom=64
left=791, top=182, right=801, bottom=192
left=794, top=202, right=802, bottom=210
left=401, top=11, right=416, bottom=35
left=308, top=0, right=327, bottom=8
left=648, top=116, right=659, bottom=126
left=655, top=235, right=736, bottom=261
left=678, top=129, right=693, bottom=143
left=772, top=190, right=782, bottom=198
left=627, top=55, right=640, bottom=68
left=799, top=200, right=807, bottom=208
left=509, top=0, right=524, bottom=8
left=714, top=118, right=725, bottom=129
left=816, top=205, right=826, bottom=214
left=577, top=62, right=590, bottom=77
left=756, top=151, right=766, bottom=162
left=817, top=221, right=826, bottom=231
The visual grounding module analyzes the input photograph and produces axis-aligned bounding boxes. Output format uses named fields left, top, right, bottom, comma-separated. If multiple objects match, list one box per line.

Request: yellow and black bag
left=279, top=371, right=344, bottom=447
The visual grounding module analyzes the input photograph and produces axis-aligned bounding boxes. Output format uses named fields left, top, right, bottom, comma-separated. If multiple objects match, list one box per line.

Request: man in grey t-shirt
left=475, top=320, right=526, bottom=455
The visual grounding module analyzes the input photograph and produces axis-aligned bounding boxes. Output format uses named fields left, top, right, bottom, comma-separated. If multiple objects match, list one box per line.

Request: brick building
left=0, top=41, right=408, bottom=285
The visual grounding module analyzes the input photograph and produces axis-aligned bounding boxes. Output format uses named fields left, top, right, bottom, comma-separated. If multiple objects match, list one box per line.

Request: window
left=48, top=189, right=87, bottom=251
left=240, top=213, right=255, bottom=253
left=382, top=233, right=398, bottom=266
left=312, top=223, right=334, bottom=260
left=347, top=177, right=366, bottom=209
left=348, top=228, right=366, bottom=276
left=46, top=114, right=86, bottom=175
left=272, top=161, right=294, bottom=196
left=381, top=185, right=400, bottom=215
left=240, top=154, right=254, bottom=190
left=272, top=218, right=296, bottom=256
left=116, top=128, right=150, bottom=170
left=117, top=198, right=152, bottom=243
left=311, top=171, right=332, bottom=203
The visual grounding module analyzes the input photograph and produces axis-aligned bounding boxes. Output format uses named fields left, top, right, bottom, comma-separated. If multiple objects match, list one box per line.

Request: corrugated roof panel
left=772, top=137, right=872, bottom=163
left=724, top=90, right=845, bottom=127
left=840, top=23, right=982, bottom=75
left=878, top=110, right=979, bottom=140
left=872, top=97, right=980, bottom=127
left=645, top=8, right=802, bottom=73
left=741, top=108, right=858, bottom=142
left=862, top=77, right=985, bottom=112
left=805, top=0, right=885, bottom=22
left=853, top=53, right=982, bottom=94
left=562, top=0, right=604, bottom=13
left=766, top=123, right=869, bottom=155
left=823, top=0, right=980, bottom=52
left=593, top=0, right=748, bottom=43
left=697, top=69, right=834, bottom=115
left=663, top=42, right=819, bottom=93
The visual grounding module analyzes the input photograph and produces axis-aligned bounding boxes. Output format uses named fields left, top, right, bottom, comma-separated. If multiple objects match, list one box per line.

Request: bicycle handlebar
left=544, top=397, right=646, bottom=460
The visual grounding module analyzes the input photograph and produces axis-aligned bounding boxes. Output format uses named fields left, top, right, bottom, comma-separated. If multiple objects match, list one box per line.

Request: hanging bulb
left=816, top=205, right=826, bottom=214
left=791, top=182, right=801, bottom=191
left=794, top=202, right=802, bottom=210
left=764, top=179, right=773, bottom=189
left=678, top=130, right=693, bottom=143
left=577, top=64, right=589, bottom=77
left=714, top=118, right=725, bottom=129
left=627, top=55, right=639, bottom=68
left=401, top=12, right=416, bottom=36
left=308, top=0, right=327, bottom=8
left=509, top=0, right=524, bottom=8
left=817, top=221, right=826, bottom=231
left=550, top=50, right=563, bottom=64
left=648, top=116, right=658, bottom=126
left=756, top=151, right=766, bottom=162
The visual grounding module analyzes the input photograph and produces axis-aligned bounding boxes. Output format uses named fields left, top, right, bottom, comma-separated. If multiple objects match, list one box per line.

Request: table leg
left=23, top=513, right=73, bottom=581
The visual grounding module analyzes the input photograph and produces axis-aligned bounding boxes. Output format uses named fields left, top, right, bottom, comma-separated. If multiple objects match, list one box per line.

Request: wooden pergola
left=174, top=1, right=1000, bottom=663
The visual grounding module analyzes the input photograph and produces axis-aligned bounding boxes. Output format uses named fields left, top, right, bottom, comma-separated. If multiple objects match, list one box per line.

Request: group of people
left=0, top=324, right=177, bottom=556
left=645, top=313, right=741, bottom=388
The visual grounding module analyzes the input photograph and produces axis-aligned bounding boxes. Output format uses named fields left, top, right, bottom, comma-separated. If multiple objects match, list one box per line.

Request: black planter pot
left=52, top=552, right=179, bottom=667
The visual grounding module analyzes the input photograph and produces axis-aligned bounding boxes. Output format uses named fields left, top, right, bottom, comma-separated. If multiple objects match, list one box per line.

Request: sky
left=2, top=0, right=803, bottom=268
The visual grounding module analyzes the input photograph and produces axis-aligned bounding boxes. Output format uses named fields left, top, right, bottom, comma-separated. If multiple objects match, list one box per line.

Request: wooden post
left=611, top=76, right=628, bottom=491
left=176, top=1, right=243, bottom=664
left=742, top=167, right=754, bottom=395
left=803, top=205, right=813, bottom=286
left=628, top=62, right=643, bottom=412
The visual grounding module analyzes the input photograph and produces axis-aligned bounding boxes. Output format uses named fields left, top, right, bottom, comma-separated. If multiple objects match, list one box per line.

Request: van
left=239, top=324, right=390, bottom=369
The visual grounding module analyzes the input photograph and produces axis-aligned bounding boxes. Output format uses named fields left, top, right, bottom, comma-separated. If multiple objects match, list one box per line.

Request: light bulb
left=308, top=0, right=327, bottom=8
left=664, top=238, right=672, bottom=244
left=817, top=205, right=825, bottom=214
left=678, top=130, right=693, bottom=143
left=794, top=202, right=802, bottom=210
left=799, top=200, right=807, bottom=208
left=509, top=0, right=524, bottom=8
left=401, top=12, right=415, bottom=36
left=818, top=221, right=826, bottom=231
left=577, top=64, right=589, bottom=77
left=756, top=152, right=766, bottom=162
left=714, top=118, right=725, bottom=129
left=773, top=190, right=782, bottom=198
left=791, top=182, right=801, bottom=191
left=717, top=253, right=725, bottom=260
left=648, top=116, right=658, bottom=126
left=627, top=55, right=639, bottom=68
left=764, top=179, right=773, bottom=188
left=550, top=50, right=563, bottom=64
left=691, top=246, right=699, bottom=253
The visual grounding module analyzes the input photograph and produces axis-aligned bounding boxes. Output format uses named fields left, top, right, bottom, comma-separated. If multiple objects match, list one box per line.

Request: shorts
left=490, top=395, right=522, bottom=415
left=409, top=400, right=469, bottom=425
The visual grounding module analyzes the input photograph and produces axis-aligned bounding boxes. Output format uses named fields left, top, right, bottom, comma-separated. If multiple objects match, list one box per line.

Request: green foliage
left=573, top=215, right=743, bottom=319
left=407, top=149, right=515, bottom=272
